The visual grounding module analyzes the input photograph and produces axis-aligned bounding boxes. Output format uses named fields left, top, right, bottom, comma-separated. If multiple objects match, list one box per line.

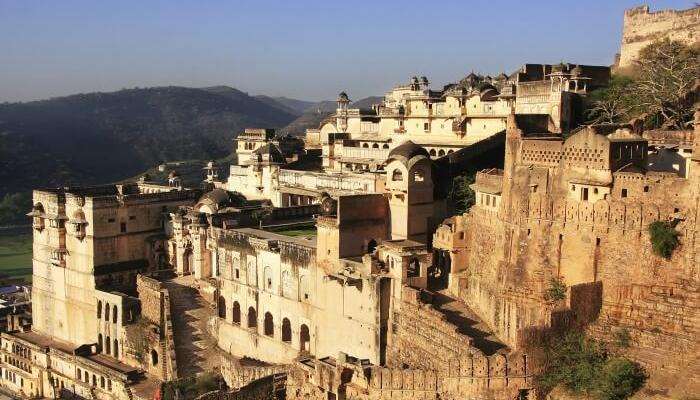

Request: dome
left=196, top=189, right=246, bottom=212
left=388, top=140, right=430, bottom=163
left=337, top=91, right=350, bottom=102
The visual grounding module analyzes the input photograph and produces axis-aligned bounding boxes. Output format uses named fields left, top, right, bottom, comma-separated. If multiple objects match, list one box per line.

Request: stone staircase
left=163, top=275, right=222, bottom=378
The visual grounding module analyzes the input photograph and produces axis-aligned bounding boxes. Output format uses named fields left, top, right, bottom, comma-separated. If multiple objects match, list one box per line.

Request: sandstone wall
left=619, top=5, right=700, bottom=67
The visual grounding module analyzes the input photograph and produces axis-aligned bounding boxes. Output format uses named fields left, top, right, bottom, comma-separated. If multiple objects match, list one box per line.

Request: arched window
left=113, top=339, right=119, bottom=358
left=408, top=258, right=420, bottom=277
left=104, top=303, right=110, bottom=321
left=97, top=301, right=102, bottom=318
left=300, top=324, right=310, bottom=352
left=247, top=307, right=257, bottom=329
left=382, top=144, right=389, bottom=149
left=372, top=143, right=379, bottom=149
left=429, top=149, right=436, bottom=156
left=112, top=305, right=118, bottom=323
left=98, top=334, right=103, bottom=352
left=264, top=312, right=274, bottom=337
left=367, top=239, right=377, bottom=254
left=218, top=296, right=227, bottom=319
left=413, top=170, right=424, bottom=182
left=392, top=169, right=403, bottom=181
left=100, top=376, right=105, bottom=388
left=264, top=266, right=273, bottom=291
left=232, top=302, right=241, bottom=324
left=151, top=350, right=159, bottom=366
left=362, top=143, right=369, bottom=148
left=282, top=318, right=292, bottom=343
left=438, top=149, right=445, bottom=157
left=105, top=337, right=111, bottom=355
left=447, top=149, right=454, bottom=154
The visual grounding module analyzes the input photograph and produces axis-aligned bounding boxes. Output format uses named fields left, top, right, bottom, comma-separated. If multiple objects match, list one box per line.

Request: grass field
left=269, top=224, right=317, bottom=237
left=0, top=234, right=33, bottom=283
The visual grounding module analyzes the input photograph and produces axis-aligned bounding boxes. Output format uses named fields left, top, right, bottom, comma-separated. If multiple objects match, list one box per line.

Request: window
left=113, top=339, right=118, bottom=358
left=300, top=324, right=310, bottom=352
left=582, top=188, right=589, bottom=201
left=282, top=318, right=292, bottom=343
left=392, top=169, right=403, bottom=181
left=247, top=307, right=257, bottom=329
left=423, top=122, right=430, bottom=132
left=113, top=305, right=118, bottom=323
left=120, top=222, right=126, bottom=233
left=643, top=186, right=649, bottom=193
left=621, top=188, right=628, bottom=198
left=413, top=170, right=424, bottom=182
left=128, top=215, right=136, bottom=220
left=232, top=302, right=241, bottom=324
left=97, top=301, right=102, bottom=318
left=218, top=296, right=226, bottom=319
left=151, top=350, right=159, bottom=366
left=107, top=218, right=115, bottom=223
left=264, top=312, right=274, bottom=337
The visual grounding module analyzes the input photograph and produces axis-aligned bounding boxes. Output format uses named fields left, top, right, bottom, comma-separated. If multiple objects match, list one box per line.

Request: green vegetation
left=270, top=225, right=317, bottom=237
left=0, top=234, right=33, bottom=283
left=0, top=192, right=31, bottom=226
left=586, top=39, right=699, bottom=129
left=162, top=372, right=222, bottom=400
left=447, top=171, right=476, bottom=215
left=648, top=221, right=679, bottom=259
left=545, top=277, right=567, bottom=301
left=539, top=331, right=646, bottom=400
left=0, top=86, right=298, bottom=196
left=614, top=328, right=632, bottom=349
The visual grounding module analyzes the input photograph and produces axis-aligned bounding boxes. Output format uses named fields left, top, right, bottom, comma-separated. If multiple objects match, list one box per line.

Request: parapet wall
left=619, top=5, right=700, bottom=67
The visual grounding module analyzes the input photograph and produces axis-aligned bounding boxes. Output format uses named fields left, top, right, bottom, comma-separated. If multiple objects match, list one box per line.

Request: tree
left=632, top=39, right=699, bottom=129
left=447, top=172, right=476, bottom=215
left=585, top=75, right=635, bottom=124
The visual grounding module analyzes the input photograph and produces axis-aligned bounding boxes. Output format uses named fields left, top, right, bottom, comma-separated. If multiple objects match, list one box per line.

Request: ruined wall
left=387, top=287, right=475, bottom=371
left=619, top=5, right=700, bottom=68
left=285, top=355, right=533, bottom=400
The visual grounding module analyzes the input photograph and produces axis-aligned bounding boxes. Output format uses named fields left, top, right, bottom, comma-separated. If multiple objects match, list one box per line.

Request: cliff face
left=619, top=5, right=700, bottom=68
left=437, top=110, right=700, bottom=396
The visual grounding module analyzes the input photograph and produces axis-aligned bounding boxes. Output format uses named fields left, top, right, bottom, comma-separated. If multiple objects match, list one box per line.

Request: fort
left=618, top=4, right=700, bottom=68
left=0, top=8, right=699, bottom=400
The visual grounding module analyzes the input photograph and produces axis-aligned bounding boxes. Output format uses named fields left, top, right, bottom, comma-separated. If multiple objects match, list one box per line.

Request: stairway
left=163, top=275, right=222, bottom=378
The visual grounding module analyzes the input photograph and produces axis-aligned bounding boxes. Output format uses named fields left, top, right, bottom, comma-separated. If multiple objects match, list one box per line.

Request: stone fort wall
left=619, top=5, right=700, bottom=67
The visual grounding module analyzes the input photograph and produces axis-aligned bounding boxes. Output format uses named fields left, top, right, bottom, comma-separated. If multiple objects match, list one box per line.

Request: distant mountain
left=279, top=96, right=382, bottom=136
left=0, top=86, right=297, bottom=196
left=254, top=96, right=316, bottom=115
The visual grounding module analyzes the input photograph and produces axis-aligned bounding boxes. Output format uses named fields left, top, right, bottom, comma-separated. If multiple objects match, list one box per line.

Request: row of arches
left=97, top=334, right=119, bottom=358
left=218, top=298, right=311, bottom=351
left=97, top=300, right=119, bottom=323
left=360, top=143, right=390, bottom=149
left=428, top=148, right=455, bottom=157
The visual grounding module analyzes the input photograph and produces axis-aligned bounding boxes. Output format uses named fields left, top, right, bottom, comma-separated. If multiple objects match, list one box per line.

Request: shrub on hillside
left=648, top=221, right=679, bottom=259
left=539, top=331, right=646, bottom=400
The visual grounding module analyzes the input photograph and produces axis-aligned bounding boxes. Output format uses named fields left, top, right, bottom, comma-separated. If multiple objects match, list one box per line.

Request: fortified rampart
left=437, top=107, right=700, bottom=395
left=619, top=5, right=700, bottom=67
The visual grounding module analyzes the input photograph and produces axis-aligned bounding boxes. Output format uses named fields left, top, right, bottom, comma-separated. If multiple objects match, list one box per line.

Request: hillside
left=0, top=86, right=297, bottom=198
left=279, top=96, right=382, bottom=136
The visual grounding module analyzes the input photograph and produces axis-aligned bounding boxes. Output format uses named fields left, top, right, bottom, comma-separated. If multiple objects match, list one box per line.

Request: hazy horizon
left=1, top=0, right=696, bottom=103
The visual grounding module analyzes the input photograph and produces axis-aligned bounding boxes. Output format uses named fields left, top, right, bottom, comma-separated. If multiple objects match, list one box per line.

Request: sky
left=0, top=0, right=696, bottom=103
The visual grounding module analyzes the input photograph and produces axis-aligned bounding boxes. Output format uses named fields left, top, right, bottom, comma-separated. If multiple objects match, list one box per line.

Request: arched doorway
left=282, top=318, right=291, bottom=343
left=367, top=239, right=377, bottom=254
left=300, top=324, right=310, bottom=352
left=264, top=312, right=274, bottom=337
left=232, top=302, right=241, bottom=324
left=218, top=296, right=227, bottom=319
left=247, top=307, right=257, bottom=329
left=428, top=250, right=451, bottom=290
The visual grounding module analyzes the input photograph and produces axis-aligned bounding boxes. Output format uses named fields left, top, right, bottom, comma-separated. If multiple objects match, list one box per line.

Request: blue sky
left=0, top=0, right=695, bottom=102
